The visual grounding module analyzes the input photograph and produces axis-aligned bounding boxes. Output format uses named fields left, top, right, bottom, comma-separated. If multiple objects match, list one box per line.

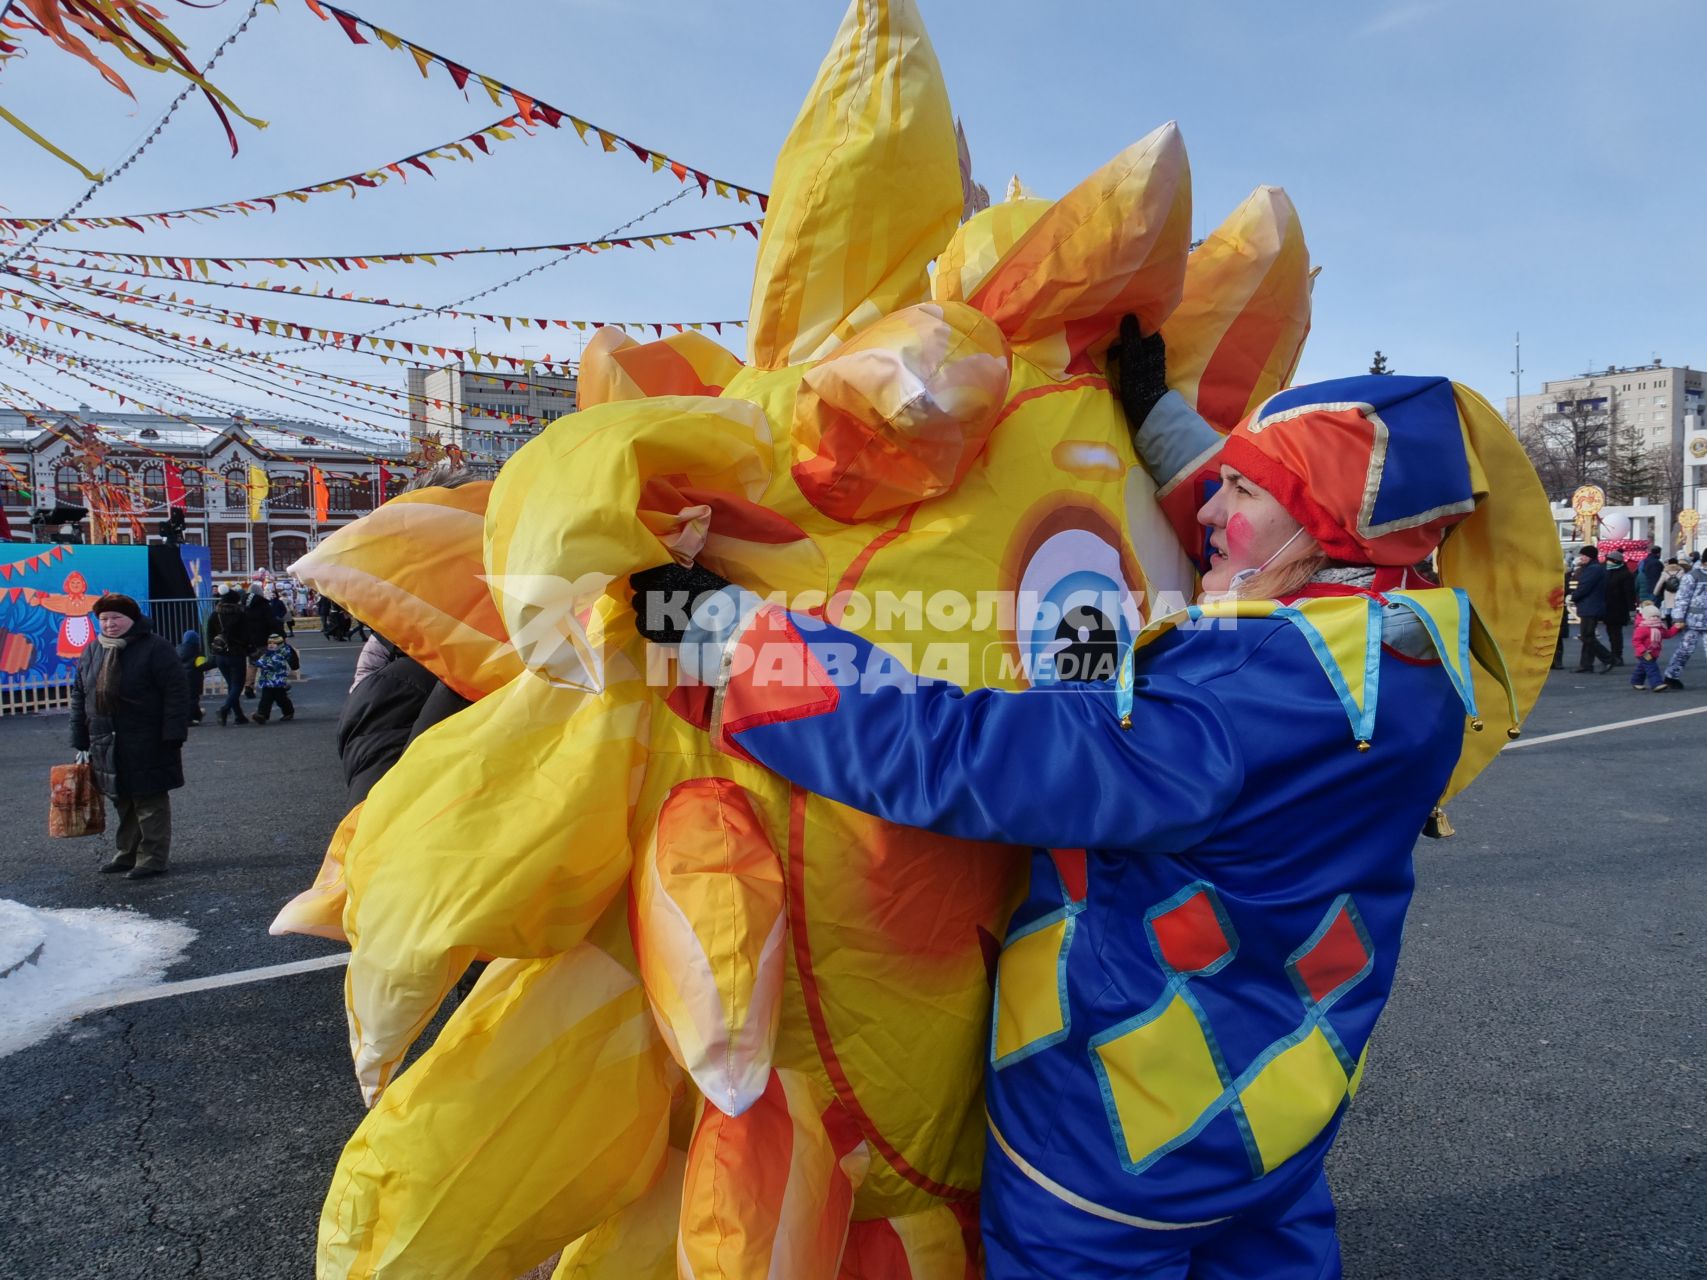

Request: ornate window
left=271, top=472, right=306, bottom=510
left=224, top=467, right=247, bottom=511
left=55, top=463, right=82, bottom=503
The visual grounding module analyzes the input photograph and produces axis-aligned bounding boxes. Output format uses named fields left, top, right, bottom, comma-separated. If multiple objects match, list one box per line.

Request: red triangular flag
left=332, top=10, right=367, bottom=44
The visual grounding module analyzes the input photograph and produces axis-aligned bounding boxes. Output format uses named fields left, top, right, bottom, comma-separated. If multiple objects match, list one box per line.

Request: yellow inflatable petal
left=633, top=777, right=786, bottom=1117
left=269, top=802, right=360, bottom=943
left=747, top=0, right=962, bottom=369
left=292, top=483, right=523, bottom=700
left=1437, top=384, right=1559, bottom=800
left=965, top=122, right=1191, bottom=371
left=552, top=1149, right=685, bottom=1280
left=319, top=948, right=676, bottom=1280
left=930, top=197, right=1050, bottom=308
left=486, top=398, right=774, bottom=646
left=679, top=1068, right=870, bottom=1280
left=343, top=672, right=646, bottom=1101
left=579, top=329, right=745, bottom=409
left=1162, top=185, right=1313, bottom=432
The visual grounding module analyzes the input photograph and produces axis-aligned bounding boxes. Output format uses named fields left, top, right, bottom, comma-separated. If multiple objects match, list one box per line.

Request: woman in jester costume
left=632, top=346, right=1560, bottom=1276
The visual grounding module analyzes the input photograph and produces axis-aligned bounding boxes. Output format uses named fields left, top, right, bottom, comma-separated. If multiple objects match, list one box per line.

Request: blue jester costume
left=641, top=374, right=1558, bottom=1277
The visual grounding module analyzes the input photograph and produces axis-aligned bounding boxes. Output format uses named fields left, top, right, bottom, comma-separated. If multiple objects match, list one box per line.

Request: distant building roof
left=0, top=408, right=408, bottom=458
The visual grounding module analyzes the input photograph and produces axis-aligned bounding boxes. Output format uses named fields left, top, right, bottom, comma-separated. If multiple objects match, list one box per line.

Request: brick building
left=0, top=407, right=408, bottom=574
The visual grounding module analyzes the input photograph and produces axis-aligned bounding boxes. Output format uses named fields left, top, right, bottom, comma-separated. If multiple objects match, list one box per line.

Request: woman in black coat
left=1603, top=551, right=1639, bottom=666
left=70, top=594, right=190, bottom=878
left=240, top=587, right=273, bottom=697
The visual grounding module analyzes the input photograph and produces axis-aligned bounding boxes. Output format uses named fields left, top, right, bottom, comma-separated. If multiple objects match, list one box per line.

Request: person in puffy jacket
left=1571, top=545, right=1613, bottom=673
left=177, top=628, right=205, bottom=725
left=1630, top=602, right=1679, bottom=691
left=70, top=594, right=189, bottom=878
left=1657, top=559, right=1707, bottom=691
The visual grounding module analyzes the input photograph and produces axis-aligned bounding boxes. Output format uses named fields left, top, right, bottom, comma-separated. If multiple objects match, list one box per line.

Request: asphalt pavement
left=0, top=633, right=1702, bottom=1279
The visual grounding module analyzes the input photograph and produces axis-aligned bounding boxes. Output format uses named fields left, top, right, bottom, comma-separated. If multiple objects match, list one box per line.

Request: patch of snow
left=0, top=899, right=196, bottom=1058
left=0, top=901, right=48, bottom=977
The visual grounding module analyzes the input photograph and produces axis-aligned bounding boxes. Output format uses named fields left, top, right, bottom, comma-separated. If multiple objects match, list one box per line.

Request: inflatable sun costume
left=273, top=1, right=1345, bottom=1275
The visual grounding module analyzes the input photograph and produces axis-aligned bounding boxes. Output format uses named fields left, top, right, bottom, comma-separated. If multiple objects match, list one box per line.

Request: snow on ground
left=0, top=899, right=196, bottom=1058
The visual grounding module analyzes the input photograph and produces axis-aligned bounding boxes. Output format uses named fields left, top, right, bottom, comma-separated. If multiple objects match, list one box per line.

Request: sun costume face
left=274, top=3, right=1321, bottom=1276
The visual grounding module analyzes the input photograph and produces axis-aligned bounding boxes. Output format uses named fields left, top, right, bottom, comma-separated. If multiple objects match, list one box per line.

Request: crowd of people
left=1565, top=543, right=1706, bottom=691
left=65, top=464, right=465, bottom=879
left=65, top=579, right=309, bottom=877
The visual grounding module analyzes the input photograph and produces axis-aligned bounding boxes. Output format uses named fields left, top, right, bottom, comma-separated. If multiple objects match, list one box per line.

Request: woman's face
left=1196, top=466, right=1309, bottom=594
left=98, top=611, right=135, bottom=638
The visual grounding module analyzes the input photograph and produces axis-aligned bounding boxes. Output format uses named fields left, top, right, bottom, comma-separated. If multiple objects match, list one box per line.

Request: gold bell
left=1119, top=713, right=1132, bottom=731
left=1470, top=717, right=1485, bottom=732
left=1506, top=726, right=1521, bottom=740
left=1356, top=740, right=1371, bottom=753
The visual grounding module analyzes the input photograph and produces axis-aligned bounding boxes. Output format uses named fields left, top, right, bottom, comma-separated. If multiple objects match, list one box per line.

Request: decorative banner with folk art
left=276, top=1, right=1322, bottom=1277
left=0, top=544, right=150, bottom=683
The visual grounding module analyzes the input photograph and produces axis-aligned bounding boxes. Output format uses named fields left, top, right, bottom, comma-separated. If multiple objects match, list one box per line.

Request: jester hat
left=1215, top=372, right=1559, bottom=798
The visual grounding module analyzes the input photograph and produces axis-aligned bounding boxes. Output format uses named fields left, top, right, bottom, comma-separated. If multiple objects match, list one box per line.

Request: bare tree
left=1518, top=385, right=1613, bottom=500
left=1649, top=442, right=1686, bottom=517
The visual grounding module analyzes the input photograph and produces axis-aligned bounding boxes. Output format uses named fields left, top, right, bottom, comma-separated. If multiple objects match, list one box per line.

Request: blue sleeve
left=700, top=606, right=1245, bottom=852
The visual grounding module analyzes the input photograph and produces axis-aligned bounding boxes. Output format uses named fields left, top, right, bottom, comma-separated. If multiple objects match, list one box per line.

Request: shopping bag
left=49, top=762, right=106, bottom=838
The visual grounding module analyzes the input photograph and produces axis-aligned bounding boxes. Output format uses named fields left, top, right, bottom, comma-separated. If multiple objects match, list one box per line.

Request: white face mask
left=1227, top=525, right=1308, bottom=591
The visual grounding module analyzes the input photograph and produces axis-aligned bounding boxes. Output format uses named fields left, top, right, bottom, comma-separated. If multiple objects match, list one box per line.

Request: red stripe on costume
left=830, top=504, right=921, bottom=614
left=786, top=786, right=975, bottom=1202
left=989, top=375, right=1109, bottom=433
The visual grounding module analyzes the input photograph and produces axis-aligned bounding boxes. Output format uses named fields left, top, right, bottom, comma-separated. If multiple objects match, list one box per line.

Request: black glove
left=630, top=562, right=733, bottom=644
left=1110, top=313, right=1169, bottom=432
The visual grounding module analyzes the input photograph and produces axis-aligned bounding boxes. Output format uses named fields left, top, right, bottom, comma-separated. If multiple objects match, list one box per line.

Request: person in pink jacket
left=1630, top=601, right=1680, bottom=691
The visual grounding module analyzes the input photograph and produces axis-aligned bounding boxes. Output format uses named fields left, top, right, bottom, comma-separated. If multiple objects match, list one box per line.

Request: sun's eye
left=1013, top=514, right=1144, bottom=687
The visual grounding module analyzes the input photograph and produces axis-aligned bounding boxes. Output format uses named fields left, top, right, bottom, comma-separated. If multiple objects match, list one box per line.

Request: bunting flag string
left=1, top=278, right=582, bottom=377
left=11, top=256, right=748, bottom=336
left=0, top=309, right=535, bottom=471
left=1, top=323, right=418, bottom=455
left=0, top=310, right=486, bottom=457
left=0, top=544, right=71, bottom=579
left=299, top=0, right=768, bottom=209
left=0, top=337, right=492, bottom=470
left=0, top=280, right=574, bottom=435
left=0, top=115, right=543, bottom=233
left=0, top=383, right=385, bottom=505
left=29, top=217, right=762, bottom=276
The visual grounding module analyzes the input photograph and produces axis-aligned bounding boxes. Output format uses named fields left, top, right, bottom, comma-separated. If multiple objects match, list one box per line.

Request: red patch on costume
left=1292, top=906, right=1371, bottom=1004
left=1150, top=889, right=1232, bottom=975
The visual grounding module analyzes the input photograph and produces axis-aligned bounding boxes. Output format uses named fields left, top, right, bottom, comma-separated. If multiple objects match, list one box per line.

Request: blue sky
left=0, top=0, right=1701, bottom=440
